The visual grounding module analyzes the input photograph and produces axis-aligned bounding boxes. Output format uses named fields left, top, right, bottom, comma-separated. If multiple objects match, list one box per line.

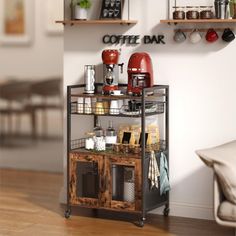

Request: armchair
left=214, top=175, right=236, bottom=235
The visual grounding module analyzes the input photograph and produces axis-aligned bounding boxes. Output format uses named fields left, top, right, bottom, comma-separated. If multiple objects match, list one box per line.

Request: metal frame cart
left=65, top=83, right=169, bottom=227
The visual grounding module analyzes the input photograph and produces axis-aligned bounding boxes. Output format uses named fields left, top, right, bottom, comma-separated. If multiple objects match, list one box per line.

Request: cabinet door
left=107, top=156, right=142, bottom=212
left=69, top=153, right=103, bottom=207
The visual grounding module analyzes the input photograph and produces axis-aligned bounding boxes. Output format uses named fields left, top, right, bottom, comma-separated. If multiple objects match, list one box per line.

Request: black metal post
left=65, top=85, right=72, bottom=218
left=140, top=88, right=146, bottom=227
left=164, top=86, right=170, bottom=216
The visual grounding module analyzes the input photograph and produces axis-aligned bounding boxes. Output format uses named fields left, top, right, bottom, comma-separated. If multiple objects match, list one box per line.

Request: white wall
left=0, top=0, right=63, bottom=79
left=63, top=0, right=236, bottom=219
left=0, top=0, right=64, bottom=172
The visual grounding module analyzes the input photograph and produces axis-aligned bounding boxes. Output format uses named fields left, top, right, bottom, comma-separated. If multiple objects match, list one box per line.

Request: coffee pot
left=127, top=52, right=154, bottom=96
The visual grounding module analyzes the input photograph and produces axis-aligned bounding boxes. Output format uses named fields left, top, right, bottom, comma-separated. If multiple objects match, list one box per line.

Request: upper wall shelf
left=160, top=19, right=236, bottom=24
left=56, top=20, right=138, bottom=26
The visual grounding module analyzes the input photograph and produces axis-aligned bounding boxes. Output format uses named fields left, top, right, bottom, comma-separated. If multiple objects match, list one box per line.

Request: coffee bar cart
left=65, top=83, right=169, bottom=227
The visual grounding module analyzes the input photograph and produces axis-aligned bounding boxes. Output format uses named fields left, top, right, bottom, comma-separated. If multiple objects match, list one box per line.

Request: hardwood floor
left=0, top=169, right=234, bottom=236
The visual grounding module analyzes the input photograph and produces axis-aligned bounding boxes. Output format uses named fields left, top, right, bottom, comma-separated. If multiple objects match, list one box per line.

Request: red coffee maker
left=102, top=49, right=123, bottom=95
left=127, top=52, right=154, bottom=95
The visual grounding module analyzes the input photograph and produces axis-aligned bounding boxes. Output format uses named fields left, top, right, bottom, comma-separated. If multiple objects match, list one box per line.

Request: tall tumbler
left=229, top=0, right=236, bottom=18
left=220, top=0, right=229, bottom=18
left=84, top=65, right=95, bottom=94
left=215, top=0, right=221, bottom=18
left=215, top=0, right=229, bottom=18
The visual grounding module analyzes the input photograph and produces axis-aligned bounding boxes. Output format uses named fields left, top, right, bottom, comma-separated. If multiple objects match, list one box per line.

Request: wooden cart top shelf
left=160, top=19, right=236, bottom=24
left=56, top=19, right=138, bottom=25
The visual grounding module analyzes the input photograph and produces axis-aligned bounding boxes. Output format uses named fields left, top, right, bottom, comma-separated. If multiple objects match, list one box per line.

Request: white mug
left=189, top=29, right=202, bottom=44
left=84, top=97, right=92, bottom=114
left=110, top=100, right=119, bottom=115
left=77, top=97, right=84, bottom=114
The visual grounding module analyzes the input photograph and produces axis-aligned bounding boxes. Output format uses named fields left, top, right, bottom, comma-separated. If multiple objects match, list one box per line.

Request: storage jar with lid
left=105, top=121, right=117, bottom=148
left=173, top=6, right=185, bottom=20
left=186, top=6, right=200, bottom=19
left=200, top=6, right=214, bottom=19
left=85, top=132, right=95, bottom=150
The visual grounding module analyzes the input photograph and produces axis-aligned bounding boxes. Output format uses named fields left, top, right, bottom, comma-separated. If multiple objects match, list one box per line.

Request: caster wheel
left=138, top=220, right=144, bottom=227
left=64, top=209, right=71, bottom=219
left=138, top=217, right=146, bottom=227
left=163, top=207, right=170, bottom=217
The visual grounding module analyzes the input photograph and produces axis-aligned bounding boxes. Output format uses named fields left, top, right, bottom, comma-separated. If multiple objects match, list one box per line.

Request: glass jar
left=105, top=121, right=117, bottom=148
left=94, top=136, right=106, bottom=151
left=93, top=119, right=104, bottom=137
left=186, top=6, right=200, bottom=19
left=200, top=6, right=214, bottom=19
left=85, top=132, right=95, bottom=150
left=173, top=6, right=185, bottom=20
left=123, top=167, right=135, bottom=203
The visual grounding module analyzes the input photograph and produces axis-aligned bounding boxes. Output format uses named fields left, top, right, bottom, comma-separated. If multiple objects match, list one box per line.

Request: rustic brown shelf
left=160, top=19, right=236, bottom=24
left=56, top=19, right=138, bottom=25
left=70, top=149, right=141, bottom=160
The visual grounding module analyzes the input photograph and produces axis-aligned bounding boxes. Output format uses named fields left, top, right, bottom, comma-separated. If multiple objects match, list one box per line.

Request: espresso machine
left=102, top=49, right=123, bottom=95
left=127, top=52, right=154, bottom=95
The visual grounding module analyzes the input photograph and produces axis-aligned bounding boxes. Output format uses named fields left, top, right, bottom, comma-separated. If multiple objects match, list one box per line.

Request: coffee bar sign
left=102, top=34, right=166, bottom=45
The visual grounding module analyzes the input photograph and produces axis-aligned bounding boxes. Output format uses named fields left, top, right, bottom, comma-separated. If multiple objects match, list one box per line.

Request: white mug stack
left=110, top=100, right=119, bottom=115
left=77, top=97, right=84, bottom=114
left=84, top=97, right=92, bottom=114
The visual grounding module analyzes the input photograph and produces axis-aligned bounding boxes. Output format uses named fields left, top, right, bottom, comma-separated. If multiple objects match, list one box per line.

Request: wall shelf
left=160, top=19, right=236, bottom=24
left=56, top=20, right=138, bottom=26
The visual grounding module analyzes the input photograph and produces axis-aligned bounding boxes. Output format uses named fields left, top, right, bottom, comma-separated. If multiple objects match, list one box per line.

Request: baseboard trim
left=151, top=201, right=214, bottom=220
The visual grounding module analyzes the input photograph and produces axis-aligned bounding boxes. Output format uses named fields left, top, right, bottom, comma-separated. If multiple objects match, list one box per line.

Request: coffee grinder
left=127, top=52, right=154, bottom=95
left=102, top=49, right=123, bottom=95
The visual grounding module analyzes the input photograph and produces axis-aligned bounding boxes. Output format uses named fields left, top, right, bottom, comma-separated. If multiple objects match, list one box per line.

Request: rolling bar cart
left=65, top=83, right=169, bottom=227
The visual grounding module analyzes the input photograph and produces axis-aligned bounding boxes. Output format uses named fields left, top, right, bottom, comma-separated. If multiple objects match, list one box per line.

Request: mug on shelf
left=95, top=102, right=105, bottom=115
left=77, top=97, right=84, bottom=114
left=103, top=101, right=110, bottom=114
left=110, top=100, right=119, bottom=115
left=84, top=97, right=92, bottom=114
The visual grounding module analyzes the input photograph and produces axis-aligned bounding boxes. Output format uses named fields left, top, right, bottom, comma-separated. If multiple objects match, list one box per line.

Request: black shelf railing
left=70, top=138, right=166, bottom=154
left=70, top=102, right=165, bottom=118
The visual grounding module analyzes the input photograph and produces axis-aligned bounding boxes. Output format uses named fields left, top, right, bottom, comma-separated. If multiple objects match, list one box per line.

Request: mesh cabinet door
left=69, top=153, right=103, bottom=207
left=107, top=156, right=141, bottom=212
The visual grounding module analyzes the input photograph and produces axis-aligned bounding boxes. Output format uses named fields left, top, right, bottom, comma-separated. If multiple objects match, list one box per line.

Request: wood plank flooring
left=0, top=169, right=234, bottom=236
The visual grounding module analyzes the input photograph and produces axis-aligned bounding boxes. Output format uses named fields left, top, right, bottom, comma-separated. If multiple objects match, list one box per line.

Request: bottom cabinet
left=108, top=156, right=142, bottom=212
left=69, top=153, right=104, bottom=207
left=69, top=152, right=142, bottom=212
